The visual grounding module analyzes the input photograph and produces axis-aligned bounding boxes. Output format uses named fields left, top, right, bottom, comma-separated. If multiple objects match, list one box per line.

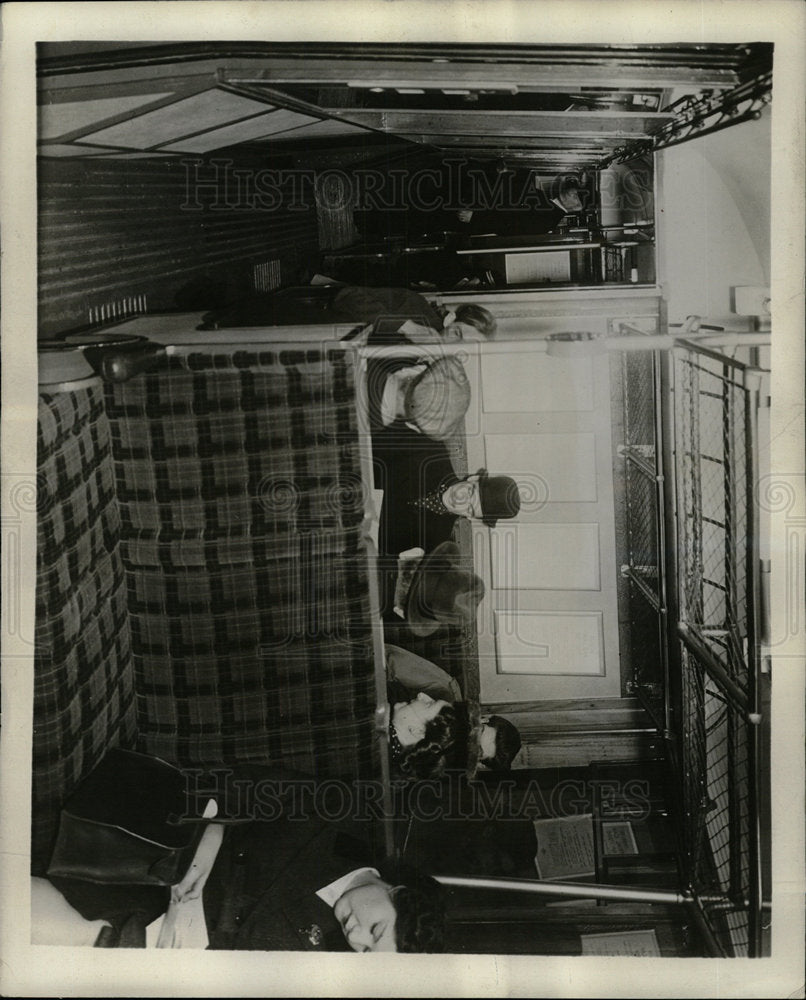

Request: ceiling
left=37, top=43, right=771, bottom=169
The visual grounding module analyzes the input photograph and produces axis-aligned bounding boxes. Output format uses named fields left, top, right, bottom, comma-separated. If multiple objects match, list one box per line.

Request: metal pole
left=434, top=874, right=686, bottom=905
left=677, top=622, right=749, bottom=712
left=684, top=897, right=728, bottom=957
left=743, top=368, right=765, bottom=957
left=658, top=346, right=686, bottom=861
left=357, top=333, right=771, bottom=361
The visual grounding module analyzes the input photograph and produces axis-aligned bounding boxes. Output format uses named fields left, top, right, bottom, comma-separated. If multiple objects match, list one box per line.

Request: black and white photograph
left=1, top=2, right=804, bottom=997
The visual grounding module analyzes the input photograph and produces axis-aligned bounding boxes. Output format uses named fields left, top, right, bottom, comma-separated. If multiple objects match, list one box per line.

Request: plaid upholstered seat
left=33, top=348, right=381, bottom=870
left=33, top=388, right=137, bottom=872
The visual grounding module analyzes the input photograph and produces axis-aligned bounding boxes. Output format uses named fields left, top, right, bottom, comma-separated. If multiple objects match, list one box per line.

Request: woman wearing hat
left=342, top=290, right=494, bottom=441
left=385, top=641, right=523, bottom=776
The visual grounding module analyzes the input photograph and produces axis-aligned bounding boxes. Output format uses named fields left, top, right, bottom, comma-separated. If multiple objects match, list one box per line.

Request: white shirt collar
left=315, top=867, right=380, bottom=908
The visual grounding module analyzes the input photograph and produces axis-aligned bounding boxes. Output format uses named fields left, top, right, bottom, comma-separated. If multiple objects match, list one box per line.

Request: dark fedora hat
left=405, top=541, right=485, bottom=637
left=475, top=469, right=521, bottom=528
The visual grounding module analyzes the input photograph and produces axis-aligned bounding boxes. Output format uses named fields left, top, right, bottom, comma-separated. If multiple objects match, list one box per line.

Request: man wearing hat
left=372, top=420, right=521, bottom=566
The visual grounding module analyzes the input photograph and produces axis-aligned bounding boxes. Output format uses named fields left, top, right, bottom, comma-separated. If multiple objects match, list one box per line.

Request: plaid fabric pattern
left=33, top=387, right=137, bottom=873
left=105, top=349, right=378, bottom=776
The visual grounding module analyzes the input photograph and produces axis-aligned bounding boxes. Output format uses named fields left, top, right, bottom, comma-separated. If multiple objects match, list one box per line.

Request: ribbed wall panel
left=38, top=156, right=320, bottom=337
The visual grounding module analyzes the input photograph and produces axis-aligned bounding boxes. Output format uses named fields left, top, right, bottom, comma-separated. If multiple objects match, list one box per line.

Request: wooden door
left=464, top=342, right=621, bottom=703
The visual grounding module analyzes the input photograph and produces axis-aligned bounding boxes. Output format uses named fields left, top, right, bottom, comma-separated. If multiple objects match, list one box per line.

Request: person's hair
left=376, top=857, right=446, bottom=953
left=480, top=715, right=522, bottom=770
left=395, top=702, right=470, bottom=781
left=454, top=303, right=497, bottom=338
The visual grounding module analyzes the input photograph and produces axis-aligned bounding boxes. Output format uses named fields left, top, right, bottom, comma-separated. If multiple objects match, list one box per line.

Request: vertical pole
left=658, top=340, right=689, bottom=890
left=743, top=369, right=764, bottom=957
left=659, top=346, right=682, bottom=742
left=653, top=346, right=671, bottom=739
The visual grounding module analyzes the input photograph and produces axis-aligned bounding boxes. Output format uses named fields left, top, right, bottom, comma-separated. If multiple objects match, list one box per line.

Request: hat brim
left=405, top=541, right=461, bottom=637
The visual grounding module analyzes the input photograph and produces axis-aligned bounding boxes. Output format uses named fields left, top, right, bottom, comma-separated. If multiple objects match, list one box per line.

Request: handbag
left=47, top=748, right=207, bottom=887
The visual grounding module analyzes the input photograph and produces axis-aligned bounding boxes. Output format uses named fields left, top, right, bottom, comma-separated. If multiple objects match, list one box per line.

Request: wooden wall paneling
left=482, top=697, right=661, bottom=768
left=444, top=901, right=700, bottom=956
left=38, top=156, right=320, bottom=337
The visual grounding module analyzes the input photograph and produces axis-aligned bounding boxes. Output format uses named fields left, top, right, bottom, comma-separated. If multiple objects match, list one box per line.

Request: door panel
left=481, top=352, right=594, bottom=412
left=494, top=610, right=605, bottom=676
left=493, top=523, right=601, bottom=591
left=485, top=432, right=598, bottom=503
left=467, top=343, right=620, bottom=702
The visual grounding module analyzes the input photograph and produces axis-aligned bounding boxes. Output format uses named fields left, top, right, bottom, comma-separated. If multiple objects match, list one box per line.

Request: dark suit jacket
left=462, top=201, right=566, bottom=238
left=371, top=422, right=459, bottom=562
left=204, top=812, right=386, bottom=952
left=331, top=286, right=443, bottom=335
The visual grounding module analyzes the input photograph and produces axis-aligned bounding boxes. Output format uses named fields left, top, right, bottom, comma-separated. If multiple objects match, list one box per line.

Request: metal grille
left=619, top=344, right=665, bottom=726
left=626, top=462, right=659, bottom=590
left=616, top=336, right=765, bottom=956
left=680, top=646, right=753, bottom=956
left=253, top=259, right=282, bottom=292
left=672, top=341, right=763, bottom=957
left=674, top=348, right=750, bottom=694
left=88, top=292, right=148, bottom=326
left=627, top=577, right=664, bottom=728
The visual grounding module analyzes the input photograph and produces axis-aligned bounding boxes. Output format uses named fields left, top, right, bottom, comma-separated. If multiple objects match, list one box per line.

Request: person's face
left=333, top=875, right=398, bottom=952
left=392, top=691, right=450, bottom=746
left=478, top=722, right=498, bottom=763
left=442, top=320, right=484, bottom=342
left=441, top=475, right=482, bottom=519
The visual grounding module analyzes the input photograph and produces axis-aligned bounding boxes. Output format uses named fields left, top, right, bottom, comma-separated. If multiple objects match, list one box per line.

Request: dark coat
left=331, top=286, right=443, bottom=336
left=204, top=814, right=382, bottom=951
left=48, top=768, right=386, bottom=952
left=371, top=421, right=460, bottom=562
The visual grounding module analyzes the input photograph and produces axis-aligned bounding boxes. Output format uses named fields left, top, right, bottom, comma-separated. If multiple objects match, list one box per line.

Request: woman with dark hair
left=386, top=646, right=523, bottom=776
left=37, top=780, right=448, bottom=953
left=374, top=857, right=446, bottom=953
left=388, top=692, right=470, bottom=781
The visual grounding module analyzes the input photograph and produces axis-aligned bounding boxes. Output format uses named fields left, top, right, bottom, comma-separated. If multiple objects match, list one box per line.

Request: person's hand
left=171, top=823, right=225, bottom=902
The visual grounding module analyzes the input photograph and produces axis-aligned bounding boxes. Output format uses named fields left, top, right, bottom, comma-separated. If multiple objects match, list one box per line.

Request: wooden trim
left=323, top=109, right=670, bottom=138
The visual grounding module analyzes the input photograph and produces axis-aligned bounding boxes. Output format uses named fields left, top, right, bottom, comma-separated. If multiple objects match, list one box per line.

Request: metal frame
left=601, top=64, right=772, bottom=166
left=608, top=329, right=768, bottom=955
left=666, top=340, right=767, bottom=955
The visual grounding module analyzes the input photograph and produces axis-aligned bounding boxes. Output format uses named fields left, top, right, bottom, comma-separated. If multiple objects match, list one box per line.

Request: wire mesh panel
left=626, top=461, right=660, bottom=589
left=619, top=346, right=665, bottom=725
left=679, top=646, right=753, bottom=956
left=624, top=350, right=658, bottom=452
left=672, top=342, right=763, bottom=957
left=674, top=347, right=750, bottom=695
left=627, top=577, right=664, bottom=727
left=615, top=336, right=764, bottom=956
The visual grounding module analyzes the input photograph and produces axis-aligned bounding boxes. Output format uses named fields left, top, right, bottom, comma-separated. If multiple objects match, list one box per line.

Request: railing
left=671, top=341, right=765, bottom=957
left=617, top=326, right=767, bottom=956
